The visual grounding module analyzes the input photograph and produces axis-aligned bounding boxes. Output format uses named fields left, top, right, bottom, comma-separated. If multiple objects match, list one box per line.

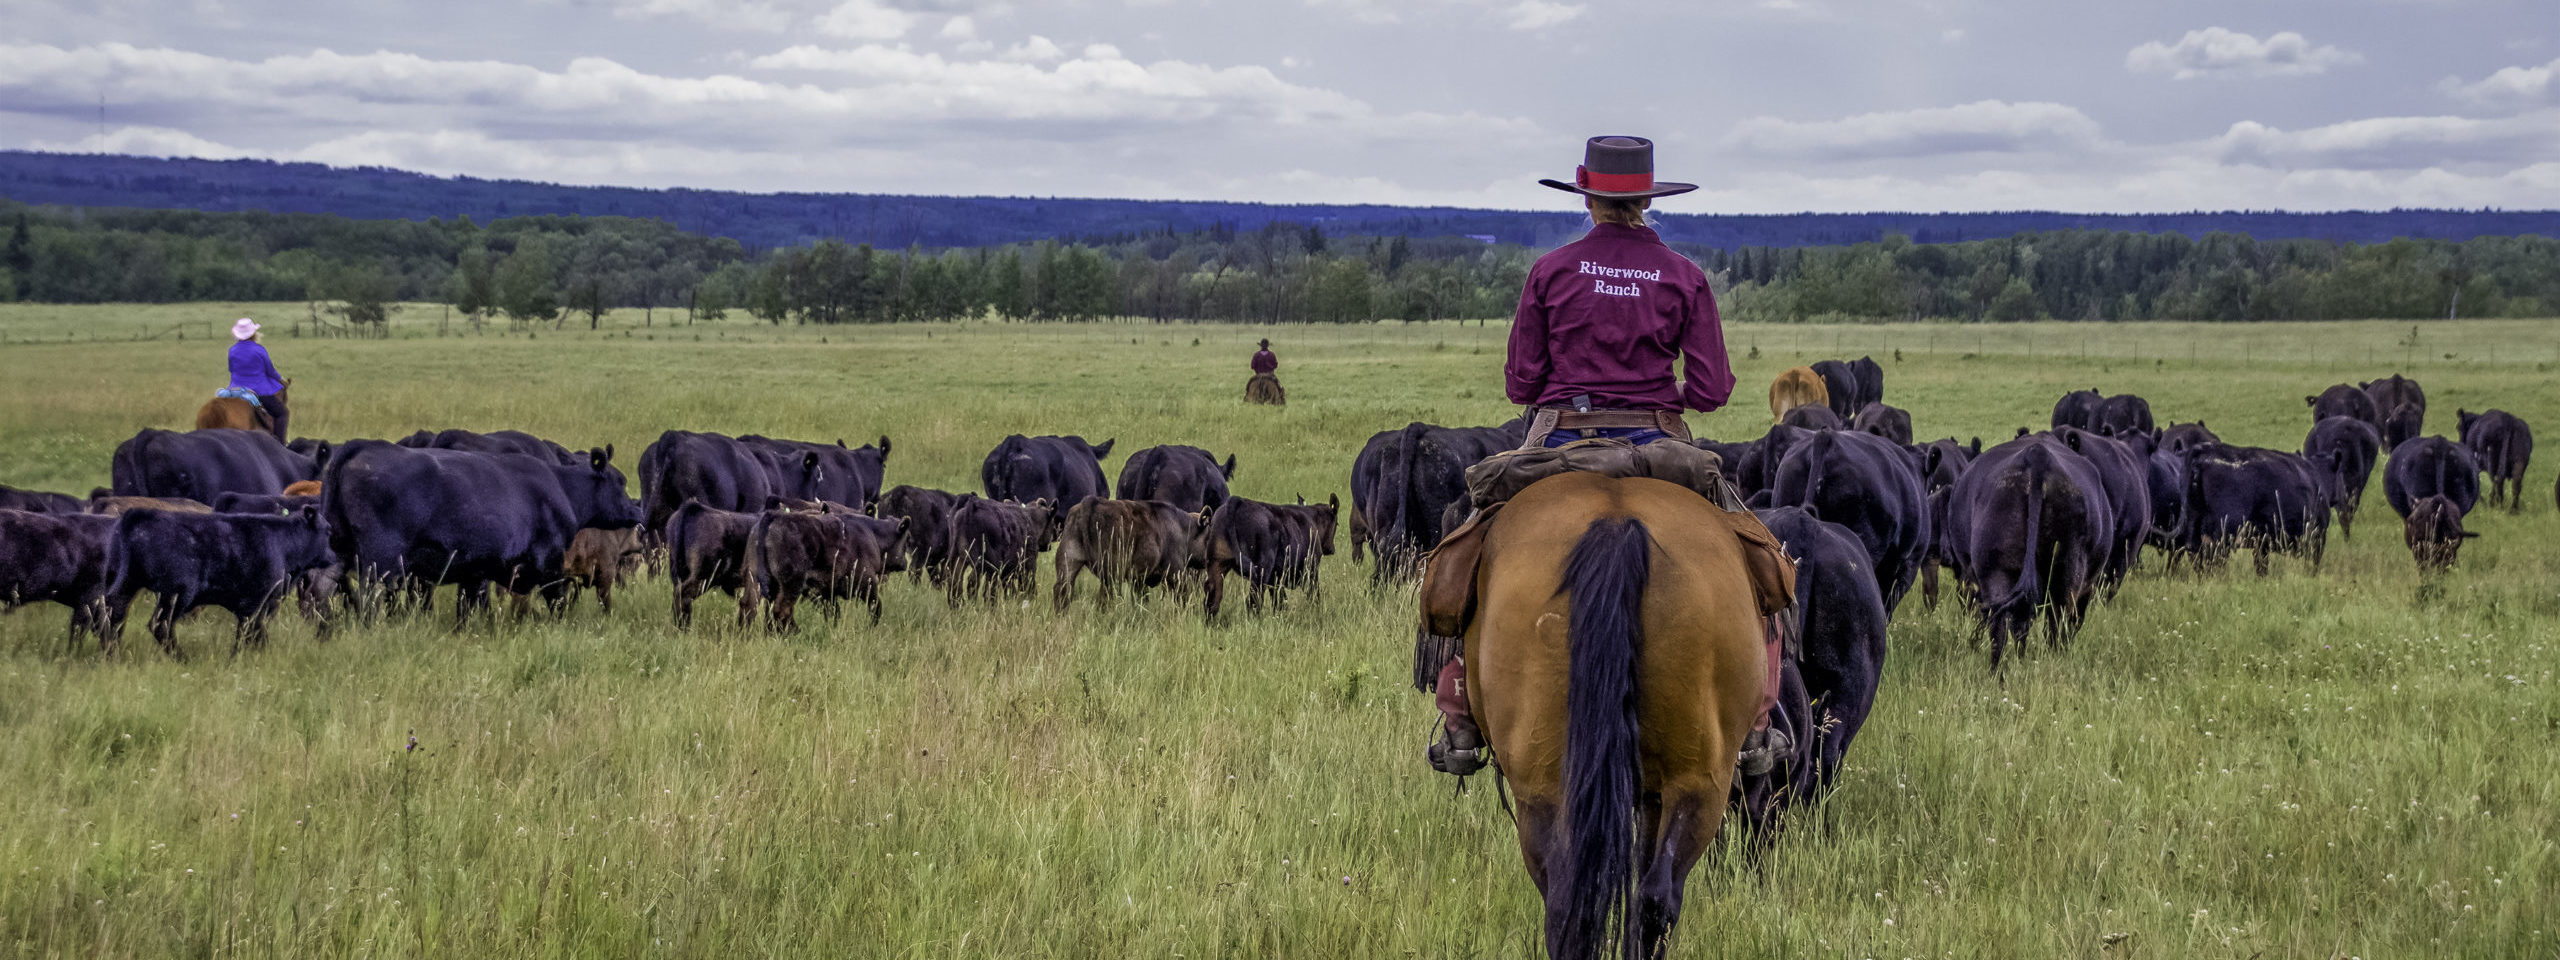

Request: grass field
left=1, top=303, right=2555, bottom=958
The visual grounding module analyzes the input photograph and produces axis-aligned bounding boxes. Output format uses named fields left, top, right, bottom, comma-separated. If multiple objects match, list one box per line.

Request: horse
left=196, top=378, right=290, bottom=437
left=1430, top=472, right=1782, bottom=959
left=1245, top=372, right=1286, bottom=405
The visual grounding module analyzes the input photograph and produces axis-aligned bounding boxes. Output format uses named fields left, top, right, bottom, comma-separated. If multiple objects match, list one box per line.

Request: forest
left=2, top=197, right=2554, bottom=327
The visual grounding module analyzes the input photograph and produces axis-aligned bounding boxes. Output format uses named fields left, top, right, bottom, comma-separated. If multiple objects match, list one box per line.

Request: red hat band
left=1575, top=165, right=1654, bottom=193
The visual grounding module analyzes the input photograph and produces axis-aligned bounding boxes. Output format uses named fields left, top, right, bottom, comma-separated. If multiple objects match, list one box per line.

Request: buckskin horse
left=196, top=378, right=290, bottom=436
left=1424, top=471, right=1786, bottom=959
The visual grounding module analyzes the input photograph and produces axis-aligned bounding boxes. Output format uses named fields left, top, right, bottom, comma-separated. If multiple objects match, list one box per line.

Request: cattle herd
left=0, top=366, right=2537, bottom=691
left=0, top=423, right=1348, bottom=658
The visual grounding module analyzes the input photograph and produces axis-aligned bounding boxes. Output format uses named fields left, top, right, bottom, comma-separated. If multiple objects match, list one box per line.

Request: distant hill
left=3, top=151, right=2553, bottom=251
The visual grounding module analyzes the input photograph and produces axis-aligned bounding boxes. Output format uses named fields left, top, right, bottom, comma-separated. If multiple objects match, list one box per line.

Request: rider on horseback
left=223, top=318, right=290, bottom=442
left=1429, top=137, right=1789, bottom=777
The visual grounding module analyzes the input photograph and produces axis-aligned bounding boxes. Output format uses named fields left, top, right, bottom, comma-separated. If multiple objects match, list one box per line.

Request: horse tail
left=1555, top=516, right=1650, bottom=960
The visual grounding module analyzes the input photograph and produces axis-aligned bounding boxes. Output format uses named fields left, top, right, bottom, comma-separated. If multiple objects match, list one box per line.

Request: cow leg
left=152, top=595, right=186, bottom=661
left=1053, top=555, right=1079, bottom=613
left=673, top=578, right=700, bottom=630
left=596, top=577, right=614, bottom=615
left=735, top=583, right=758, bottom=632
left=864, top=579, right=883, bottom=626
left=2253, top=537, right=2271, bottom=577
left=770, top=587, right=796, bottom=634
left=1202, top=559, right=1230, bottom=623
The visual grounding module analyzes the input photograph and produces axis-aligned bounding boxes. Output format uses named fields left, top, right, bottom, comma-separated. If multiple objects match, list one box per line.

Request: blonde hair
left=1587, top=195, right=1651, bottom=227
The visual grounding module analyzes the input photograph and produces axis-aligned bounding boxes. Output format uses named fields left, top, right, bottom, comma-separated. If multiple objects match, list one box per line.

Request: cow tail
left=1553, top=517, right=1650, bottom=960
left=748, top=511, right=776, bottom=601
left=1379, top=423, right=1430, bottom=573
left=2005, top=449, right=2047, bottom=634
left=1803, top=432, right=1831, bottom=518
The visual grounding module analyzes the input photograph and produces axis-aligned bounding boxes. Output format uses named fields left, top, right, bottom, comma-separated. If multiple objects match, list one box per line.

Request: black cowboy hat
left=1538, top=135, right=1696, bottom=199
left=1257, top=338, right=1270, bottom=348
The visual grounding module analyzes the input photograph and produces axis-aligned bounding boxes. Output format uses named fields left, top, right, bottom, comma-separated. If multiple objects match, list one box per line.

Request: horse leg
left=1636, top=799, right=1712, bottom=959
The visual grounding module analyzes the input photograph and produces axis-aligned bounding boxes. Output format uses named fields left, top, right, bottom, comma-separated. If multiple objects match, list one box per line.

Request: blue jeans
left=1543, top=426, right=1672, bottom=448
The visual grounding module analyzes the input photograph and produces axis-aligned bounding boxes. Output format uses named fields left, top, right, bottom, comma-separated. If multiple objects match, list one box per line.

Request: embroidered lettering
left=1593, top=278, right=1642, bottom=298
left=1577, top=261, right=1662, bottom=282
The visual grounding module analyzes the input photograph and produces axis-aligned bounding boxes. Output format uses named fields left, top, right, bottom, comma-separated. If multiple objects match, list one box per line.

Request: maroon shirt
left=1504, top=223, right=1734, bottom=413
left=1251, top=349, right=1277, bottom=374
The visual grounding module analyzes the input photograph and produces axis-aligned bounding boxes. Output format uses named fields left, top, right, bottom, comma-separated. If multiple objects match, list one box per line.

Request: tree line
left=2, top=199, right=2553, bottom=326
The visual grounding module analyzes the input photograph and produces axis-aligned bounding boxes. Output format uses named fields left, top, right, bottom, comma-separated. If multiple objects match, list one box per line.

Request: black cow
left=2182, top=443, right=2331, bottom=575
left=111, top=429, right=321, bottom=503
left=666, top=501, right=760, bottom=630
left=399, top=428, right=581, bottom=465
left=2303, top=416, right=2382, bottom=539
left=744, top=434, right=890, bottom=513
left=944, top=495, right=1061, bottom=605
left=1781, top=404, right=1844, bottom=431
left=1053, top=497, right=1212, bottom=611
left=875, top=486, right=969, bottom=585
left=639, top=430, right=890, bottom=541
left=212, top=492, right=321, bottom=516
left=101, top=506, right=337, bottom=658
left=2094, top=394, right=2154, bottom=438
left=2143, top=448, right=2188, bottom=557
left=2053, top=427, right=2152, bottom=596
left=1944, top=436, right=2111, bottom=668
left=2363, top=375, right=2426, bottom=448
left=1916, top=437, right=1979, bottom=493
left=1768, top=429, right=1928, bottom=614
left=748, top=510, right=905, bottom=631
left=1852, top=402, right=1913, bottom=446
left=322, top=441, right=641, bottom=625
left=2457, top=409, right=2533, bottom=512
left=2308, top=384, right=2379, bottom=429
left=2052, top=389, right=2102, bottom=431
left=0, top=509, right=120, bottom=649
left=1115, top=445, right=1236, bottom=513
left=2404, top=495, right=2475, bottom=572
left=1809, top=360, right=1861, bottom=419
left=983, top=435, right=1112, bottom=507
left=1203, top=495, right=1334, bottom=620
left=0, top=483, right=84, bottom=514
left=2384, top=436, right=2480, bottom=521
left=2159, top=421, right=2221, bottom=453
left=286, top=438, right=334, bottom=468
left=1847, top=356, right=1884, bottom=409
left=1726, top=424, right=1814, bottom=501
left=1752, top=506, right=1887, bottom=795
left=1350, top=418, right=1526, bottom=578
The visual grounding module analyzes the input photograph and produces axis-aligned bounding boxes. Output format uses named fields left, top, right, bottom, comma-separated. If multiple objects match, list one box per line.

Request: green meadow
left=0, top=303, right=2554, bottom=958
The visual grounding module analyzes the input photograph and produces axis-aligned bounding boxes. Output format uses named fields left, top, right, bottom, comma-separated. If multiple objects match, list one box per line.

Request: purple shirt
left=228, top=340, right=285, bottom=394
left=1504, top=223, right=1734, bottom=413
left=1251, top=350, right=1277, bottom=374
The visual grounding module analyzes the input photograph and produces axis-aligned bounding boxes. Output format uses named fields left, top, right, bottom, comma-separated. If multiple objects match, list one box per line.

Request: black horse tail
left=1554, top=517, right=1650, bottom=960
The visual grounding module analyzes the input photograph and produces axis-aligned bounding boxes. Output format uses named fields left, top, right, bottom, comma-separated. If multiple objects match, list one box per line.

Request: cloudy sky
left=2, top=0, right=2554, bottom=212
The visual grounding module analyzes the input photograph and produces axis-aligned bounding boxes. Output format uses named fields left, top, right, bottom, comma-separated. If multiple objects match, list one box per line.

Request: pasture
left=2, top=303, right=2556, bottom=958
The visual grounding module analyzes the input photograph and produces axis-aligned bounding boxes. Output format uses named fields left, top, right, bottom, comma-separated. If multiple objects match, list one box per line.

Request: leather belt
left=1520, top=407, right=1693, bottom=449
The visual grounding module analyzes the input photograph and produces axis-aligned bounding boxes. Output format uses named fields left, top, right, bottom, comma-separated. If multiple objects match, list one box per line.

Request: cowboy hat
left=1538, top=135, right=1696, bottom=199
left=231, top=318, right=261, bottom=340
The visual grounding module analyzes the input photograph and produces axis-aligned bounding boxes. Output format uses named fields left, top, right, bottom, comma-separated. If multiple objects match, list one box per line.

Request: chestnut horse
left=1443, top=472, right=1775, bottom=959
left=195, top=379, right=290, bottom=437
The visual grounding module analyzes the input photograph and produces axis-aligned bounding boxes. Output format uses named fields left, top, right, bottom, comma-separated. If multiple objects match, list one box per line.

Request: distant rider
left=1251, top=338, right=1278, bottom=375
left=223, top=317, right=290, bottom=442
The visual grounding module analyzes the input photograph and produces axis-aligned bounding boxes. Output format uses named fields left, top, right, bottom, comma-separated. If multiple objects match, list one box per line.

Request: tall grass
left=0, top=305, right=2554, bottom=957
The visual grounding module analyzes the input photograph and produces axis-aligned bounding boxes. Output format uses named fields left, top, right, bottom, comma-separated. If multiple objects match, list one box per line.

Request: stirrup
left=1428, top=740, right=1487, bottom=777
left=1737, top=726, right=1793, bottom=778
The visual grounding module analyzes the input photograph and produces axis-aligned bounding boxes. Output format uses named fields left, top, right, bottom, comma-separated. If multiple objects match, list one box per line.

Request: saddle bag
left=1463, top=437, right=1732, bottom=511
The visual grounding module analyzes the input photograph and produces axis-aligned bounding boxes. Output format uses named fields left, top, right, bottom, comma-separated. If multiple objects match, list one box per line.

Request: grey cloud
left=2125, top=27, right=2360, bottom=79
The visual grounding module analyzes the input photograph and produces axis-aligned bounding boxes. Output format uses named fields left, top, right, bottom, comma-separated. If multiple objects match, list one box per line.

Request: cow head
left=1025, top=498, right=1064, bottom=550
left=1313, top=493, right=1340, bottom=556
left=2404, top=495, right=2475, bottom=572
left=575, top=446, right=643, bottom=529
